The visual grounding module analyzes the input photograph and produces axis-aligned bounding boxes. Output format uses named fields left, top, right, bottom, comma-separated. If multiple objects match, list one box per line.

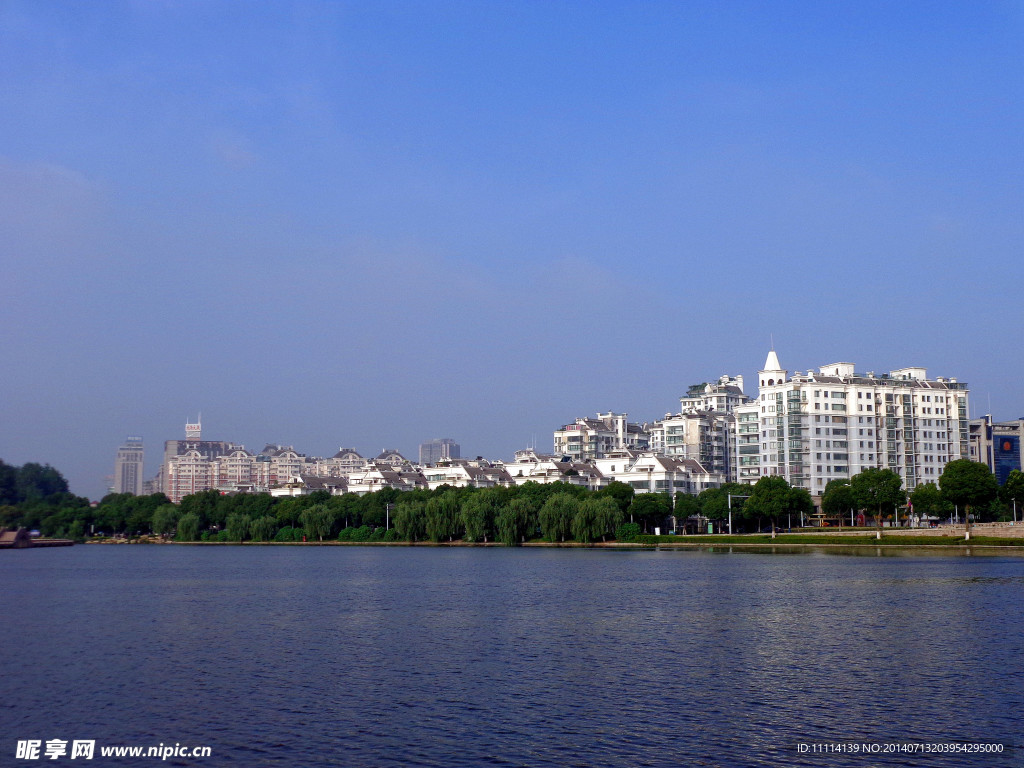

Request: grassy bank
left=636, top=533, right=1024, bottom=547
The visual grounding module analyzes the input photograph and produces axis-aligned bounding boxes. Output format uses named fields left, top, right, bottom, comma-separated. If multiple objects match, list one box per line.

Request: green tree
left=460, top=492, right=496, bottom=543
left=570, top=497, right=621, bottom=542
left=250, top=515, right=278, bottom=542
left=0, top=460, right=17, bottom=505
left=909, top=482, right=952, bottom=524
left=592, top=496, right=623, bottom=541
left=330, top=494, right=362, bottom=529
left=125, top=498, right=155, bottom=536
left=176, top=512, right=201, bottom=542
left=821, top=479, right=855, bottom=527
left=496, top=498, right=535, bottom=545
left=179, top=489, right=223, bottom=529
left=939, top=459, right=999, bottom=539
left=673, top=493, right=701, bottom=523
left=787, top=487, right=814, bottom=529
left=627, top=493, right=670, bottom=533
left=274, top=526, right=298, bottom=542
left=570, top=499, right=600, bottom=543
left=394, top=499, right=427, bottom=542
left=850, top=468, right=904, bottom=539
left=743, top=475, right=793, bottom=537
left=538, top=493, right=579, bottom=542
left=66, top=519, right=86, bottom=541
left=151, top=504, right=180, bottom=538
left=1001, top=469, right=1024, bottom=522
left=299, top=503, right=334, bottom=541
left=595, top=481, right=635, bottom=514
left=425, top=490, right=462, bottom=542
left=224, top=513, right=250, bottom=542
left=15, top=462, right=69, bottom=503
left=697, top=483, right=750, bottom=530
left=615, top=522, right=641, bottom=542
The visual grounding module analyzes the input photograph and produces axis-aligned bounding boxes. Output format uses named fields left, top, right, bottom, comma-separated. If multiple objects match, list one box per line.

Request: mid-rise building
left=314, top=448, right=367, bottom=477
left=113, top=436, right=145, bottom=495
left=969, top=416, right=1024, bottom=484
left=744, top=351, right=970, bottom=497
left=649, top=375, right=750, bottom=477
left=591, top=451, right=723, bottom=495
left=553, top=412, right=649, bottom=460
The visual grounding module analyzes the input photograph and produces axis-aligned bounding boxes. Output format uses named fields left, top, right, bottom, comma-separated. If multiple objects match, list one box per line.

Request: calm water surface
left=2, top=546, right=1022, bottom=767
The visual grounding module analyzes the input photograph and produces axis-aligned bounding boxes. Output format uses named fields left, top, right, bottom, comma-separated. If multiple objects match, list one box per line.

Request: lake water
left=2, top=545, right=1022, bottom=767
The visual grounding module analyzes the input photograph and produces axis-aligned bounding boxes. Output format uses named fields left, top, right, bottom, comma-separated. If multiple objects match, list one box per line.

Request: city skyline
left=2, top=2, right=1022, bottom=500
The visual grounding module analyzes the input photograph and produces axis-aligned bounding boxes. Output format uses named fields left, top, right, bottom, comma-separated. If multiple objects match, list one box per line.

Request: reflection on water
left=2, top=547, right=1022, bottom=767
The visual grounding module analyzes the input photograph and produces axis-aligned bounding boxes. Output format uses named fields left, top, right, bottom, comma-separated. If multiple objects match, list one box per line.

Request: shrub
left=615, top=522, right=642, bottom=542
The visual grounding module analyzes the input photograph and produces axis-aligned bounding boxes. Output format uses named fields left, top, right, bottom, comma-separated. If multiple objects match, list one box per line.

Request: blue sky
left=2, top=1, right=1022, bottom=499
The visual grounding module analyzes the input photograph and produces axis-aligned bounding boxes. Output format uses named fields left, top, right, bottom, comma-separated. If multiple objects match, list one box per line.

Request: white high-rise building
left=744, top=351, right=970, bottom=497
left=113, top=436, right=144, bottom=495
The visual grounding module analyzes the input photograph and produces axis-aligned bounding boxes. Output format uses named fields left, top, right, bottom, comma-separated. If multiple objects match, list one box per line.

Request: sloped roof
left=763, top=349, right=783, bottom=371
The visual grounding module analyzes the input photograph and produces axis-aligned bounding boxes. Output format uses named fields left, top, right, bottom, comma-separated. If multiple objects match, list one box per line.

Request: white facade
left=592, top=452, right=723, bottom=495
left=553, top=412, right=649, bottom=461
left=314, top=449, right=368, bottom=478
left=501, top=450, right=604, bottom=489
left=421, top=460, right=511, bottom=491
left=746, top=351, right=970, bottom=495
left=679, top=375, right=748, bottom=414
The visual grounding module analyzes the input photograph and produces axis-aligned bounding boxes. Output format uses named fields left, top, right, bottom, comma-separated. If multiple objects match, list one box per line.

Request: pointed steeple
left=759, top=349, right=787, bottom=388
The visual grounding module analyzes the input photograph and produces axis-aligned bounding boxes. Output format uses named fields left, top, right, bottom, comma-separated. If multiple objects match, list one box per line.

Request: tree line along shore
left=2, top=458, right=1021, bottom=546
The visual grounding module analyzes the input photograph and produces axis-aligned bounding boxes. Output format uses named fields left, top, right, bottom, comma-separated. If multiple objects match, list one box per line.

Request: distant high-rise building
left=113, top=436, right=145, bottom=495
left=419, top=438, right=460, bottom=465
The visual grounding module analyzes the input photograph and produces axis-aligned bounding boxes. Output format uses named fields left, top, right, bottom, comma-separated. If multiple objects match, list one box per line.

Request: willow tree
left=460, top=493, right=496, bottom=543
left=539, top=493, right=579, bottom=543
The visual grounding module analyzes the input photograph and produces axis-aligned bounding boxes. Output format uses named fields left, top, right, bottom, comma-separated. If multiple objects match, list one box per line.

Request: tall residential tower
left=741, top=351, right=970, bottom=496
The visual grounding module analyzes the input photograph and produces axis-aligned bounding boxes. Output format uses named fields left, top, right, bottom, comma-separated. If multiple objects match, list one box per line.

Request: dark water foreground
left=2, top=547, right=1022, bottom=767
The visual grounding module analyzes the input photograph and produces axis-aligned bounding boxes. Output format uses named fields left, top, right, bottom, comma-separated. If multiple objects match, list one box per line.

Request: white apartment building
left=553, top=412, right=649, bottom=460
left=591, top=451, right=723, bottom=495
left=678, top=375, right=748, bottom=413
left=421, top=460, right=512, bottom=491
left=312, top=449, right=368, bottom=478
left=501, top=450, right=604, bottom=489
left=746, top=351, right=970, bottom=496
left=649, top=375, right=749, bottom=478
left=345, top=464, right=427, bottom=496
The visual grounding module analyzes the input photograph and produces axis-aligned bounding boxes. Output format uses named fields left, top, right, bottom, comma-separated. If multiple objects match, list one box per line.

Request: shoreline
left=82, top=535, right=1024, bottom=550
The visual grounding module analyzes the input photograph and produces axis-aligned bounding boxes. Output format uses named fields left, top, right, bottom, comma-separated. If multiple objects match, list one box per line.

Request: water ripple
left=1, top=547, right=1022, bottom=766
